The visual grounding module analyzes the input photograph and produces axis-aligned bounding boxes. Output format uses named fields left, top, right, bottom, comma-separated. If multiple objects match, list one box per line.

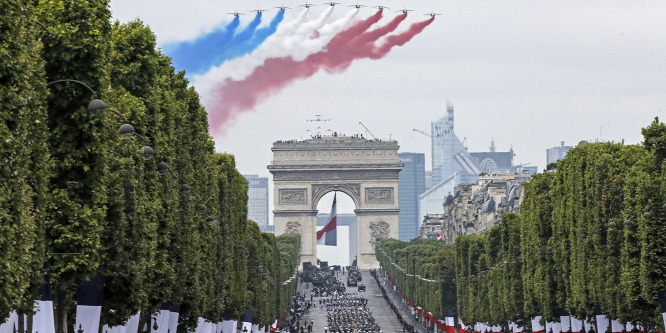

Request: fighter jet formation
left=226, top=3, right=438, bottom=17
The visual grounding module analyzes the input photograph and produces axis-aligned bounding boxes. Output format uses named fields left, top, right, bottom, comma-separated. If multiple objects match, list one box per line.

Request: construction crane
left=359, top=122, right=377, bottom=140
left=412, top=128, right=431, bottom=138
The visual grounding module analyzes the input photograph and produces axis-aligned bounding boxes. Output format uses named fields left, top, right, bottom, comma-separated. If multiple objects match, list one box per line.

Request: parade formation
left=279, top=265, right=390, bottom=333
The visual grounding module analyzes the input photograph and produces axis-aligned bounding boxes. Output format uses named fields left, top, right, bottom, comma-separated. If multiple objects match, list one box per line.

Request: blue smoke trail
left=164, top=16, right=241, bottom=75
left=227, top=13, right=263, bottom=47
left=219, top=10, right=285, bottom=62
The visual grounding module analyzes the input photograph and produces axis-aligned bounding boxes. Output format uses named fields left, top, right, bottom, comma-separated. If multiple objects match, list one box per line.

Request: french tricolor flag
left=317, top=194, right=337, bottom=246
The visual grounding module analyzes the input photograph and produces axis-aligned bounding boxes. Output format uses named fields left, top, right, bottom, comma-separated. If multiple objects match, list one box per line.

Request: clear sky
left=110, top=0, right=666, bottom=217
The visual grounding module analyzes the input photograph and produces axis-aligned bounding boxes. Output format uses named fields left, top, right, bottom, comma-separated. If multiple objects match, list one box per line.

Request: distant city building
left=425, top=173, right=529, bottom=243
left=547, top=141, right=573, bottom=165
left=425, top=171, right=433, bottom=190
left=517, top=165, right=539, bottom=177
left=419, top=104, right=515, bottom=220
left=243, top=175, right=269, bottom=229
left=260, top=225, right=275, bottom=233
left=398, top=152, right=426, bottom=241
left=419, top=105, right=478, bottom=219
left=430, top=104, right=480, bottom=185
left=418, top=214, right=446, bottom=239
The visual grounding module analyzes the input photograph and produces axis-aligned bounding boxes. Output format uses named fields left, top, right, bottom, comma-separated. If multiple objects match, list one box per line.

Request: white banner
left=492, top=326, right=502, bottom=333
left=102, top=312, right=140, bottom=333
left=625, top=322, right=642, bottom=332
left=596, top=315, right=609, bottom=333
left=446, top=317, right=455, bottom=327
left=0, top=312, right=17, bottom=333
left=251, top=324, right=259, bottom=333
left=168, top=312, right=180, bottom=333
left=583, top=319, right=594, bottom=333
left=611, top=320, right=624, bottom=333
left=33, top=301, right=55, bottom=333
left=150, top=310, right=170, bottom=333
left=75, top=305, right=102, bottom=333
left=560, top=316, right=571, bottom=333
left=207, top=321, right=217, bottom=333
left=242, top=321, right=252, bottom=333
left=570, top=317, right=583, bottom=333
left=532, top=317, right=544, bottom=333
left=127, top=313, right=141, bottom=333
left=221, top=321, right=236, bottom=333
left=547, top=321, right=562, bottom=333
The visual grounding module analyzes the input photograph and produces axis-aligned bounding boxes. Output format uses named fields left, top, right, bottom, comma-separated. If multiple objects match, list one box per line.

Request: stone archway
left=269, top=135, right=403, bottom=269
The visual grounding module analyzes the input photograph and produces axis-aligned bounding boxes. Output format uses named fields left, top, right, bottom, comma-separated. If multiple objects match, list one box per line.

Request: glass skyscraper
left=398, top=152, right=425, bottom=241
left=243, top=175, right=269, bottom=229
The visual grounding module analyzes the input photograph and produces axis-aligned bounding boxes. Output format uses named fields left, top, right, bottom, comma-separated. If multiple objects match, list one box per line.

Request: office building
left=398, top=152, right=426, bottom=241
left=547, top=141, right=573, bottom=165
left=243, top=175, right=269, bottom=229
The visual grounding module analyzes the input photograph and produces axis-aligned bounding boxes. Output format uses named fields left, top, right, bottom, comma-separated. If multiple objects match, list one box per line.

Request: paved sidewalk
left=374, top=270, right=428, bottom=333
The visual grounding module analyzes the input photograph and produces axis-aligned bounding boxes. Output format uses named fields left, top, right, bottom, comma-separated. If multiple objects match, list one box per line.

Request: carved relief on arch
left=285, top=221, right=302, bottom=234
left=312, top=184, right=361, bottom=209
left=368, top=217, right=390, bottom=249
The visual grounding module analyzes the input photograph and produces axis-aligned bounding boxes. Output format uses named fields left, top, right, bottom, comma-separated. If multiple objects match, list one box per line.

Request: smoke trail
left=194, top=8, right=310, bottom=90
left=196, top=7, right=360, bottom=84
left=219, top=11, right=285, bottom=62
left=207, top=14, right=433, bottom=133
left=372, top=17, right=435, bottom=57
left=164, top=16, right=240, bottom=75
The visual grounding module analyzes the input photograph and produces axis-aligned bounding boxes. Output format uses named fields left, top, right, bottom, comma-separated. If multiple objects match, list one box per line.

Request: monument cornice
left=354, top=208, right=400, bottom=215
left=268, top=163, right=404, bottom=171
left=273, top=209, right=318, bottom=216
left=271, top=169, right=400, bottom=181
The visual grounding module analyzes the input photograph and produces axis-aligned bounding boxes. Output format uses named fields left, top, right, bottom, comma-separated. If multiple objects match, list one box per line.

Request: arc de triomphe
left=268, top=135, right=403, bottom=269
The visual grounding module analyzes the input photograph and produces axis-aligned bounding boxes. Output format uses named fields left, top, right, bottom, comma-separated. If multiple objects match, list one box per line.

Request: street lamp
left=47, top=79, right=106, bottom=115
left=156, top=162, right=169, bottom=175
left=206, top=216, right=219, bottom=226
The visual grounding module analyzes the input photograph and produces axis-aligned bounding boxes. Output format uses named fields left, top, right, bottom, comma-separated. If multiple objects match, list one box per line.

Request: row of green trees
left=374, top=122, right=666, bottom=332
left=375, top=238, right=457, bottom=320
left=0, top=0, right=300, bottom=331
left=456, top=122, right=666, bottom=331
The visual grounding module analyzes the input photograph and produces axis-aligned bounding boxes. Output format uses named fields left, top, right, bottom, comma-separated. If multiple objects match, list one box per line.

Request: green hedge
left=455, top=121, right=666, bottom=331
left=0, top=1, right=302, bottom=330
left=376, top=238, right=455, bottom=319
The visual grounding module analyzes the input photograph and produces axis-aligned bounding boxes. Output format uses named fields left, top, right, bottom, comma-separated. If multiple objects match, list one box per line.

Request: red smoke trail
left=208, top=14, right=434, bottom=133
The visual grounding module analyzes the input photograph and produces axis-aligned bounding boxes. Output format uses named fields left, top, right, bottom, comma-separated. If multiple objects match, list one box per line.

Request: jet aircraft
left=374, top=5, right=389, bottom=10
left=251, top=8, right=268, bottom=13
left=300, top=3, right=316, bottom=8
left=227, top=12, right=245, bottom=16
left=349, top=3, right=365, bottom=8
left=396, top=8, right=413, bottom=14
left=275, top=5, right=291, bottom=10
left=323, top=2, right=341, bottom=6
left=425, top=12, right=441, bottom=18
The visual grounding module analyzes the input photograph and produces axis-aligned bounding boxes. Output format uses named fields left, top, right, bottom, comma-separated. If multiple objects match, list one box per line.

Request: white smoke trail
left=291, top=8, right=359, bottom=61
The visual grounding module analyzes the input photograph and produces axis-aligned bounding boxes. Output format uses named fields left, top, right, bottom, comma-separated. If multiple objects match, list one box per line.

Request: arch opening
left=315, top=191, right=356, bottom=267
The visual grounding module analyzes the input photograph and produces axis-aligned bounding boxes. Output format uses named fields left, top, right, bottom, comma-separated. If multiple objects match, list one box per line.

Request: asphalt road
left=296, top=270, right=405, bottom=333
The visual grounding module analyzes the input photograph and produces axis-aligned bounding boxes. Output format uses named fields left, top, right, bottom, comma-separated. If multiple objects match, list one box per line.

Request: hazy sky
left=110, top=0, right=666, bottom=216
